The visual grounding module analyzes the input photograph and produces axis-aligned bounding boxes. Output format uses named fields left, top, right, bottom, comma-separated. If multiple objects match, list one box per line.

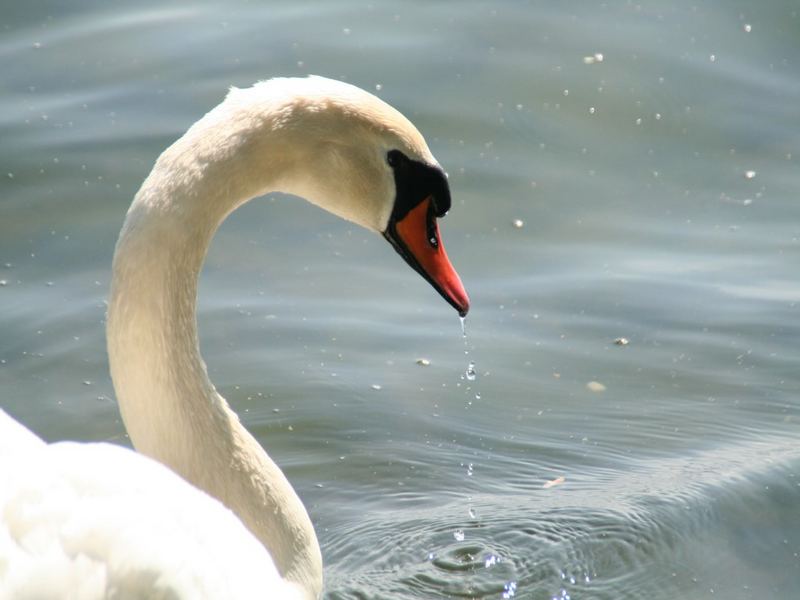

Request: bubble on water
left=453, top=529, right=465, bottom=542
left=370, top=384, right=382, bottom=391
left=743, top=23, right=752, bottom=33
left=709, top=54, right=716, bottom=62
left=512, top=218, right=524, bottom=228
left=744, top=169, right=757, bottom=179
left=375, top=83, right=382, bottom=91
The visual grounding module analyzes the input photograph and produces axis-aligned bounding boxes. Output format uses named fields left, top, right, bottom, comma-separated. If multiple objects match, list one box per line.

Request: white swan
left=0, top=76, right=469, bottom=599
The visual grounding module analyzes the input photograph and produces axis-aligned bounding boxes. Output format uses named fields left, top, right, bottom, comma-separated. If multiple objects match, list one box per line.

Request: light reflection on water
left=1, top=1, right=799, bottom=598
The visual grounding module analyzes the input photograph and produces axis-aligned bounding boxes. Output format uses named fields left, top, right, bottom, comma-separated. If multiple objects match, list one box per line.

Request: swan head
left=233, top=76, right=470, bottom=316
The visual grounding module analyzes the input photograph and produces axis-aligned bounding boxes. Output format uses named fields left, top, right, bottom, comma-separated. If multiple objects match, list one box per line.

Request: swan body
left=0, top=411, right=300, bottom=599
left=0, top=76, right=469, bottom=599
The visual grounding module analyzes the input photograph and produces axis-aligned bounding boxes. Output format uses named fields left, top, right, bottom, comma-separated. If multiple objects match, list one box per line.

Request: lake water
left=1, top=1, right=799, bottom=598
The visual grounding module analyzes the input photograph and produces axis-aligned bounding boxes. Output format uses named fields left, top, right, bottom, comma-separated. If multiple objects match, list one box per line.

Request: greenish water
left=1, top=1, right=799, bottom=598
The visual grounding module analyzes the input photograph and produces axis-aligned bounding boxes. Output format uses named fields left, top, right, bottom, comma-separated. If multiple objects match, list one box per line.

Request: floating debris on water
left=543, top=475, right=566, bottom=489
left=614, top=337, right=629, bottom=346
left=512, top=218, right=524, bottom=229
left=416, top=357, right=431, bottom=366
left=586, top=381, right=606, bottom=392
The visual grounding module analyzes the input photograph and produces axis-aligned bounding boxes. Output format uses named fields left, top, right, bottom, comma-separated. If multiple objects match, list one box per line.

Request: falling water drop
left=465, top=361, right=476, bottom=381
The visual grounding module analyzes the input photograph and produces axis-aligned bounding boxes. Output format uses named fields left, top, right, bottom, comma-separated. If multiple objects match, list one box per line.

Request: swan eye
left=386, top=150, right=405, bottom=169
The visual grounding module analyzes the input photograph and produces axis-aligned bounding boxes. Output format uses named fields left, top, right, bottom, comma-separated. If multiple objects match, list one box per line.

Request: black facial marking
left=385, top=150, right=451, bottom=224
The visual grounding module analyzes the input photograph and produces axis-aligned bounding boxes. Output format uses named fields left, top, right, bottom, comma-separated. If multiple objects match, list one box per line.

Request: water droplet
left=512, top=218, right=524, bottom=228
left=502, top=581, right=517, bottom=598
left=588, top=106, right=596, bottom=115
left=453, top=529, right=465, bottom=541
left=743, top=23, right=752, bottom=33
left=709, top=54, right=716, bottom=62
left=370, top=384, right=382, bottom=391
left=465, top=361, right=476, bottom=381
left=467, top=463, right=474, bottom=476
left=744, top=169, right=757, bottom=179
left=375, top=83, right=382, bottom=91
left=459, top=315, right=467, bottom=338
left=468, top=507, right=476, bottom=519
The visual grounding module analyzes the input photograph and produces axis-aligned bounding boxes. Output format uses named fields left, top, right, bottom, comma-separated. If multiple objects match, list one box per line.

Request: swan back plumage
left=0, top=410, right=303, bottom=599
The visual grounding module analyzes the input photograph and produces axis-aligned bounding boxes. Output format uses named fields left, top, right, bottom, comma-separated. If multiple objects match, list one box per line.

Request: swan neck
left=107, top=122, right=322, bottom=598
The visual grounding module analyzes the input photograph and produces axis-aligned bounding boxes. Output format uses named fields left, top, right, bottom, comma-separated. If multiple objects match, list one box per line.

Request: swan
left=0, top=76, right=469, bottom=599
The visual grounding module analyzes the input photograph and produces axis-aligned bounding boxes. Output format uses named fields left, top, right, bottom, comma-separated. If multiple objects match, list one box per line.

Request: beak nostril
left=426, top=202, right=439, bottom=249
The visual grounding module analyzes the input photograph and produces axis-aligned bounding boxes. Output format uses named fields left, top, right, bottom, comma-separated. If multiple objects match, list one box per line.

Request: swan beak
left=383, top=196, right=470, bottom=316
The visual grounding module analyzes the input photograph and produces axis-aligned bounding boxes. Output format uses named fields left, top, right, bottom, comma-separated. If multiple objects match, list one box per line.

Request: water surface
left=1, top=1, right=799, bottom=598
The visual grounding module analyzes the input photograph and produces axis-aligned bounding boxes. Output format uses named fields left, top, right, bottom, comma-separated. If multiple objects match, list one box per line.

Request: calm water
left=2, top=1, right=799, bottom=598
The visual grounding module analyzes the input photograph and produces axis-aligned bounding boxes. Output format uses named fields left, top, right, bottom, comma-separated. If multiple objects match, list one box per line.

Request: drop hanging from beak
left=383, top=196, right=470, bottom=316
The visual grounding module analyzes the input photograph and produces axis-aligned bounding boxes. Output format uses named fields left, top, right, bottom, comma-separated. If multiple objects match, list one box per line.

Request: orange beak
left=384, top=196, right=470, bottom=316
